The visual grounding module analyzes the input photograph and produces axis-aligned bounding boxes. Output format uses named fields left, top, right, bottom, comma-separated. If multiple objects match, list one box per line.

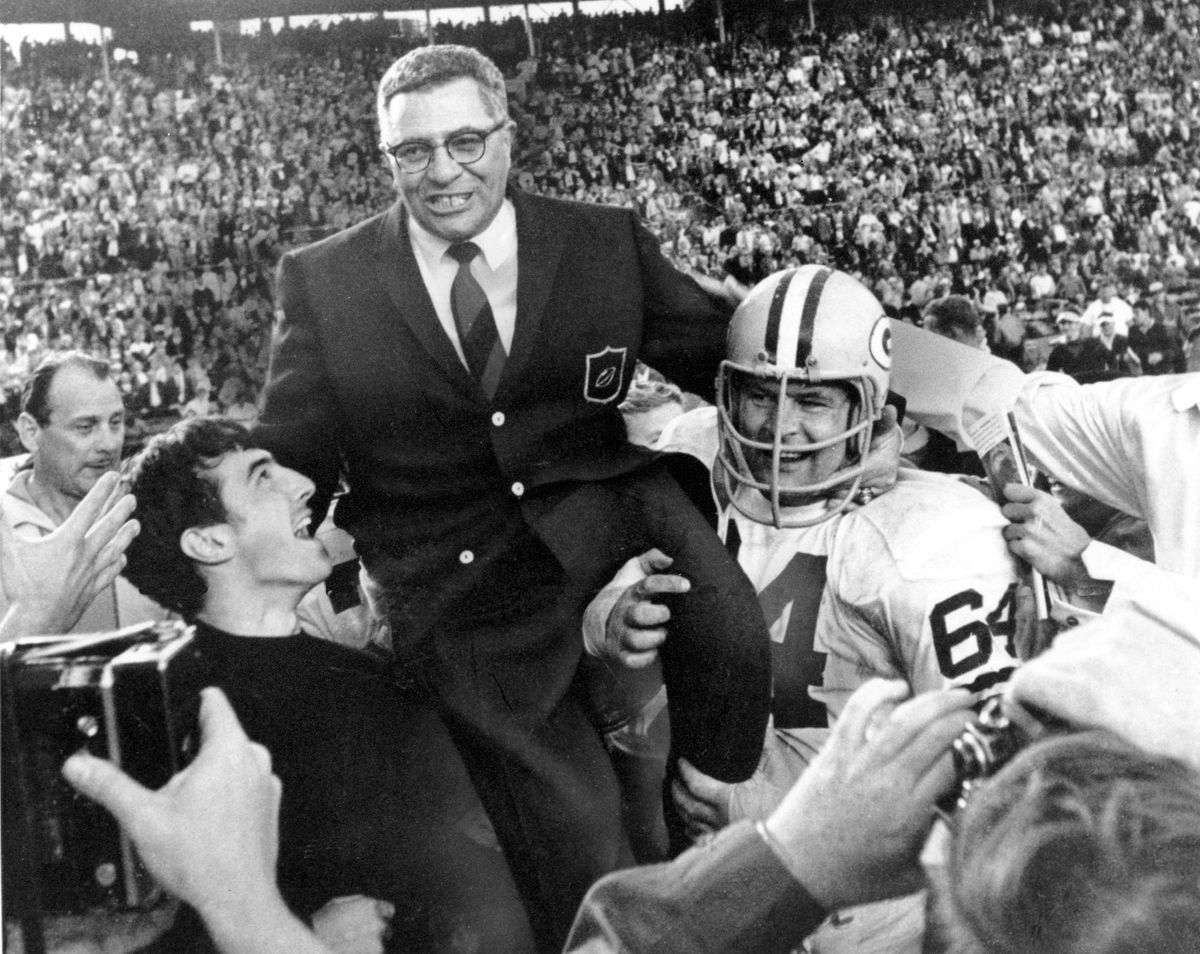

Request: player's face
left=735, top=378, right=853, bottom=503
left=22, top=366, right=125, bottom=500
left=209, top=448, right=332, bottom=591
left=382, top=77, right=511, bottom=244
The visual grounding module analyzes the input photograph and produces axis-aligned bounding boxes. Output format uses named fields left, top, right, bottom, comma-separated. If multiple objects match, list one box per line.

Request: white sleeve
left=1007, top=372, right=1145, bottom=517
left=966, top=371, right=1200, bottom=576
left=1007, top=586, right=1200, bottom=772
left=1079, top=540, right=1157, bottom=583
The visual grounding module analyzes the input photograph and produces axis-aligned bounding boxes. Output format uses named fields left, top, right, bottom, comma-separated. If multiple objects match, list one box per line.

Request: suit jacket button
left=492, top=411, right=506, bottom=426
left=459, top=550, right=474, bottom=564
left=511, top=482, right=525, bottom=497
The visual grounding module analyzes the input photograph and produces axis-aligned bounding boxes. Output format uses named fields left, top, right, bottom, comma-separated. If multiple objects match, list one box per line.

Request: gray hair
left=377, top=45, right=508, bottom=132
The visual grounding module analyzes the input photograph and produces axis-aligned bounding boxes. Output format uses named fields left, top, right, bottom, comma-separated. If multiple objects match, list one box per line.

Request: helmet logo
left=583, top=346, right=629, bottom=404
left=869, top=317, right=892, bottom=370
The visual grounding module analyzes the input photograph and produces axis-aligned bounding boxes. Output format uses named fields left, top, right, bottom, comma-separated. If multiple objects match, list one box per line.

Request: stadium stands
left=3, top=0, right=1200, bottom=456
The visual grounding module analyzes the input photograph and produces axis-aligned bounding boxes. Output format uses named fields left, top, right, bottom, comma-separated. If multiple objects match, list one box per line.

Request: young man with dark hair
left=122, top=417, right=536, bottom=952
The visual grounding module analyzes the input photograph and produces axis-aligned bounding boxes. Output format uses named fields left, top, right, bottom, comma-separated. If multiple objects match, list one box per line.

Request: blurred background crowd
left=5, top=0, right=1200, bottom=456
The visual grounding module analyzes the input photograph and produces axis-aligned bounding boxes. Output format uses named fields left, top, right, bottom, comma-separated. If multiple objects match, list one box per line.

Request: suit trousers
left=363, top=461, right=771, bottom=950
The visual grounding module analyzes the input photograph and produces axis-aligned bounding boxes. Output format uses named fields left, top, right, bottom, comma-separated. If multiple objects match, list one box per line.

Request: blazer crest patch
left=583, top=346, right=629, bottom=404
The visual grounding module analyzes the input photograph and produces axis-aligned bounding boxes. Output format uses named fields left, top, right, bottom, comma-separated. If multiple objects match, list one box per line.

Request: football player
left=589, top=265, right=1024, bottom=953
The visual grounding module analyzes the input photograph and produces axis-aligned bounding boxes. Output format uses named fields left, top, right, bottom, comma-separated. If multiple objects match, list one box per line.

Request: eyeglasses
left=381, top=118, right=509, bottom=174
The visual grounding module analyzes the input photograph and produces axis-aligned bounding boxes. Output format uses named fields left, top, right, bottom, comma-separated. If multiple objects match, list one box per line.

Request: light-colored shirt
left=1079, top=296, right=1132, bottom=336
left=893, top=325, right=1199, bottom=582
left=1010, top=372, right=1200, bottom=579
left=1007, top=571, right=1200, bottom=773
left=407, top=199, right=518, bottom=368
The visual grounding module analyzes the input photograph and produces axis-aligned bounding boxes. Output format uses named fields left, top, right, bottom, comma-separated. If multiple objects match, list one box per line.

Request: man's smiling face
left=735, top=377, right=854, bottom=506
left=207, top=448, right=332, bottom=593
left=382, top=77, right=512, bottom=243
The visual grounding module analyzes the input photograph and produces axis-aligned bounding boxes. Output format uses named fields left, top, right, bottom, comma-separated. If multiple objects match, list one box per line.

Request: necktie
left=447, top=242, right=504, bottom=398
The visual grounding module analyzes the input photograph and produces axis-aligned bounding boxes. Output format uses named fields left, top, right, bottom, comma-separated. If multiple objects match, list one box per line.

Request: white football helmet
left=716, top=265, right=893, bottom=527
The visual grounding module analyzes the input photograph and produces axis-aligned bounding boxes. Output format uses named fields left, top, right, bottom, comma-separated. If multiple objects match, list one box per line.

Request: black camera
left=2, top=621, right=211, bottom=929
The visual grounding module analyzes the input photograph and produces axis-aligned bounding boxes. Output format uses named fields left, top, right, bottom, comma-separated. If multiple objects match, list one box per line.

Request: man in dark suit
left=160, top=358, right=192, bottom=412
left=256, top=45, right=771, bottom=950
left=1129, top=298, right=1185, bottom=375
left=1046, top=311, right=1113, bottom=381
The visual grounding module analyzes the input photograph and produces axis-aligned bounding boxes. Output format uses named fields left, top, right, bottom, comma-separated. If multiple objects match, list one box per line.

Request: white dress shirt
left=407, top=200, right=518, bottom=368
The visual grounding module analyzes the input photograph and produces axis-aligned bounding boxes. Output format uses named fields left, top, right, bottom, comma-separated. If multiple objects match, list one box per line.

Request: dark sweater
left=183, top=622, right=535, bottom=952
left=193, top=622, right=463, bottom=912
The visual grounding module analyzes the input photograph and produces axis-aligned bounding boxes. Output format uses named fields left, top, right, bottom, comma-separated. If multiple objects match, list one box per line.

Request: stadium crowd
left=6, top=0, right=1200, bottom=455
left=2, top=4, right=1200, bottom=954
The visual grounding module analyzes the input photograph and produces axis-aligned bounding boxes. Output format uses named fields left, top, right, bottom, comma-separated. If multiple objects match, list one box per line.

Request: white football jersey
left=661, top=408, right=1020, bottom=954
left=724, top=467, right=1022, bottom=726
left=665, top=407, right=1023, bottom=727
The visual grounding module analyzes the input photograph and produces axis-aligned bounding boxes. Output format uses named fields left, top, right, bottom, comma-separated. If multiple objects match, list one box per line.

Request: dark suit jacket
left=257, top=190, right=733, bottom=639
left=1129, top=322, right=1185, bottom=374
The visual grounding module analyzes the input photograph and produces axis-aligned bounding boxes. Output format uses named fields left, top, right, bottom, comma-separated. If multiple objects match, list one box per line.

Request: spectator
left=1045, top=311, right=1113, bottom=381
left=0, top=469, right=138, bottom=640
left=1026, top=262, right=1056, bottom=300
left=0, top=351, right=165, bottom=633
left=221, top=376, right=259, bottom=428
left=1094, top=314, right=1141, bottom=375
left=923, top=295, right=988, bottom=351
left=120, top=417, right=537, bottom=952
left=1148, top=280, right=1184, bottom=332
left=1081, top=281, right=1133, bottom=338
left=183, top=382, right=214, bottom=419
left=11, top=0, right=1200, bottom=408
left=1129, top=298, right=1185, bottom=374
